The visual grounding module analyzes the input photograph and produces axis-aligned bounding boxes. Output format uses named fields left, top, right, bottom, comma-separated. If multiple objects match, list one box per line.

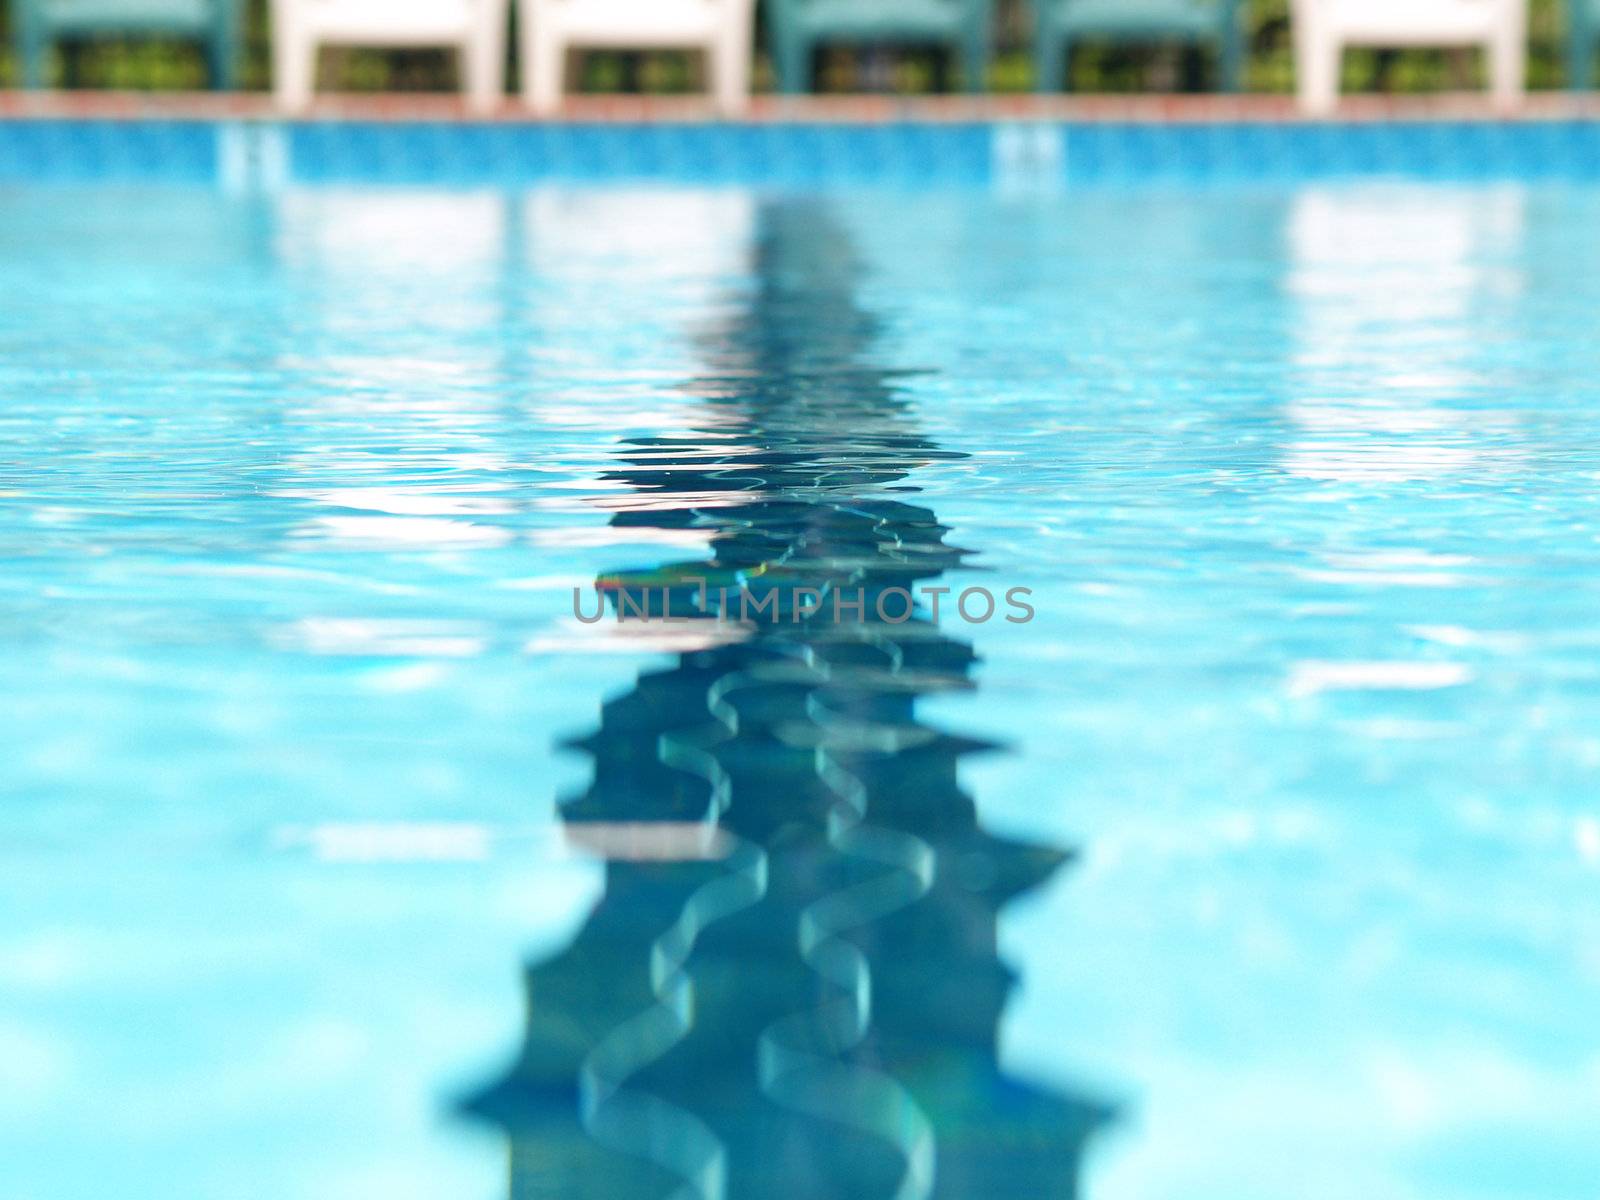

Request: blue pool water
left=3, top=164, right=1600, bottom=1200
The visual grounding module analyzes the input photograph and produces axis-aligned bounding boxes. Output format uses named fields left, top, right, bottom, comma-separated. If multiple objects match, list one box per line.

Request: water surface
left=2, top=180, right=1599, bottom=1200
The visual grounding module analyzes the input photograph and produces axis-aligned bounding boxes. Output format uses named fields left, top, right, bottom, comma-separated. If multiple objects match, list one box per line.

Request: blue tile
left=8, top=115, right=1600, bottom=187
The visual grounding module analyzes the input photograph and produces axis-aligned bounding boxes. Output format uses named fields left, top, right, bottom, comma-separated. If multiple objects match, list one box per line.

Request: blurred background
left=0, top=0, right=1581, bottom=98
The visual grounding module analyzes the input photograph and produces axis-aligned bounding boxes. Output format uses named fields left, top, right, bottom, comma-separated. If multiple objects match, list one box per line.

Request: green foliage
left=0, top=0, right=1581, bottom=94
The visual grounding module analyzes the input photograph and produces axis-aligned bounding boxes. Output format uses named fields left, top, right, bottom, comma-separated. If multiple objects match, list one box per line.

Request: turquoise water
left=3, top=180, right=1599, bottom=1200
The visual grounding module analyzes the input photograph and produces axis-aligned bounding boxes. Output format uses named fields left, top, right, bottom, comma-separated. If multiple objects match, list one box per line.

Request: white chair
left=273, top=0, right=510, bottom=113
left=1291, top=0, right=1527, bottom=114
left=518, top=0, right=755, bottom=115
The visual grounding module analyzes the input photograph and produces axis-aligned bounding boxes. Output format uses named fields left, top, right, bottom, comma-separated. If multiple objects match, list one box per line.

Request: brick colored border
left=6, top=88, right=1600, bottom=124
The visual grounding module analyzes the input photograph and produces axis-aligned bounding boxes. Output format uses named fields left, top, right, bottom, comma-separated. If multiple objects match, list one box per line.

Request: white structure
left=518, top=0, right=755, bottom=115
left=272, top=0, right=510, bottom=113
left=1291, top=0, right=1527, bottom=114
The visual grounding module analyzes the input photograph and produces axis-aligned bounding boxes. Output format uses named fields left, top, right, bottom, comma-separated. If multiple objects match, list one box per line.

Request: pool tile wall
left=2, top=111, right=1600, bottom=185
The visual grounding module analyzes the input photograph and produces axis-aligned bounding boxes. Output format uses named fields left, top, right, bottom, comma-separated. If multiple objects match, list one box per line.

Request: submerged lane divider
left=573, top=667, right=774, bottom=1200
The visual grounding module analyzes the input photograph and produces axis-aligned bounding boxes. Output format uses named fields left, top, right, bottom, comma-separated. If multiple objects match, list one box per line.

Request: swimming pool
left=3, top=120, right=1599, bottom=1200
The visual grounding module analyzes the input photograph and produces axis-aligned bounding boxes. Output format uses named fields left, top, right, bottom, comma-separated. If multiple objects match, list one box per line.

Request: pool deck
left=6, top=88, right=1600, bottom=124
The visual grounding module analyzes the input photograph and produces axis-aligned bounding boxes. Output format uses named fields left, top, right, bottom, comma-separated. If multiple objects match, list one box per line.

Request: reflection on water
left=1284, top=186, right=1526, bottom=484
left=464, top=202, right=1110, bottom=1197
left=7, top=178, right=1600, bottom=1200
